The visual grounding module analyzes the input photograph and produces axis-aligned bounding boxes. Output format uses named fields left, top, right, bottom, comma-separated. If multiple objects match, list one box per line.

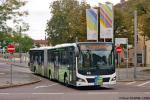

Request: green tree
left=143, top=14, right=150, bottom=38
left=0, top=0, right=31, bottom=51
left=0, top=0, right=28, bottom=33
left=115, top=8, right=135, bottom=44
left=13, top=33, right=33, bottom=52
left=20, top=35, right=33, bottom=52
left=114, top=0, right=150, bottom=44
left=46, top=0, right=89, bottom=45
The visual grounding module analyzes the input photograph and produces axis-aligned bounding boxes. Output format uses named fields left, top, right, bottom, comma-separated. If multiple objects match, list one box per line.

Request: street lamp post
left=19, top=26, right=22, bottom=63
left=134, top=10, right=138, bottom=80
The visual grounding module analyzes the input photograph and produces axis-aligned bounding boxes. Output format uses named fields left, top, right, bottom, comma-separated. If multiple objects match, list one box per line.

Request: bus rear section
left=29, top=48, right=45, bottom=76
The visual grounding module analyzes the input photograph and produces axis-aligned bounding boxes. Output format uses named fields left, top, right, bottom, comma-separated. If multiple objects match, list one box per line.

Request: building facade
left=33, top=40, right=48, bottom=47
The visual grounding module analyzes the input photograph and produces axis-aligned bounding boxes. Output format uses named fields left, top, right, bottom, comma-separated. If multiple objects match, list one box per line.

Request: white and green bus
left=29, top=42, right=116, bottom=87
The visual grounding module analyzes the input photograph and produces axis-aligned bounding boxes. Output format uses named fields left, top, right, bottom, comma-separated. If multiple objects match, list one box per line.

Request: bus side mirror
left=75, top=47, right=79, bottom=57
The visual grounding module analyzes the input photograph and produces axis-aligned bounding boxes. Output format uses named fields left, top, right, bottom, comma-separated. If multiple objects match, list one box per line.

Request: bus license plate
left=95, top=76, right=103, bottom=85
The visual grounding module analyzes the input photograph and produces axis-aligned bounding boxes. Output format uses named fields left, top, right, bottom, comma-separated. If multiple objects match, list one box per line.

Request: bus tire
left=49, top=70, right=52, bottom=80
left=64, top=73, right=68, bottom=86
left=34, top=67, right=36, bottom=73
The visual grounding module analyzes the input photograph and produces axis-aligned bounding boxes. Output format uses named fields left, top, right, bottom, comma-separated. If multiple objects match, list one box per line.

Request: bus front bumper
left=76, top=81, right=116, bottom=88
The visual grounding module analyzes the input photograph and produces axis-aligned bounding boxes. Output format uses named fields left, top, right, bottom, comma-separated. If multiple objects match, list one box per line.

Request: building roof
left=33, top=40, right=48, bottom=45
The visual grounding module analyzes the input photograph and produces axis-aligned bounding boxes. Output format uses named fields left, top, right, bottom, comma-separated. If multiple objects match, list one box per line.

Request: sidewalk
left=0, top=57, right=28, bottom=67
left=117, top=66, right=150, bottom=82
left=12, top=61, right=28, bottom=68
left=0, top=72, right=41, bottom=89
left=0, top=58, right=41, bottom=89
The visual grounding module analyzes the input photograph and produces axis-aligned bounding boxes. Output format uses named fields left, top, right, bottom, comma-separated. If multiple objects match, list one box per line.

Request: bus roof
left=30, top=46, right=52, bottom=50
left=30, top=42, right=113, bottom=51
left=30, top=43, right=77, bottom=51
left=77, top=42, right=113, bottom=44
left=55, top=43, right=76, bottom=48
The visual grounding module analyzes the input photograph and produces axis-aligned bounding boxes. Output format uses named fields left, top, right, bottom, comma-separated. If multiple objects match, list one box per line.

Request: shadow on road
left=70, top=86, right=115, bottom=91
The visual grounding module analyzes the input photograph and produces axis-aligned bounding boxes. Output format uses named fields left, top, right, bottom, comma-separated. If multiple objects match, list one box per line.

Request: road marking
left=0, top=93, right=9, bottom=95
left=88, top=92, right=119, bottom=95
left=32, top=93, right=64, bottom=95
left=0, top=93, right=64, bottom=95
left=34, top=86, right=48, bottom=89
left=144, top=92, right=150, bottom=94
left=126, top=81, right=136, bottom=85
left=137, top=81, right=150, bottom=87
left=47, top=83, right=58, bottom=87
left=0, top=73, right=5, bottom=75
left=34, top=83, right=58, bottom=89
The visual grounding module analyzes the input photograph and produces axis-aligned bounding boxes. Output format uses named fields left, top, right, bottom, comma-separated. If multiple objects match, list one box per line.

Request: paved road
left=0, top=76, right=150, bottom=100
left=0, top=61, right=150, bottom=100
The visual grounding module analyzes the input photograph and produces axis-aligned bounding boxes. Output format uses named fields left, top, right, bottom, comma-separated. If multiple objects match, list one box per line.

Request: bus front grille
left=103, top=78, right=110, bottom=82
left=86, top=78, right=95, bottom=83
left=86, top=77, right=110, bottom=83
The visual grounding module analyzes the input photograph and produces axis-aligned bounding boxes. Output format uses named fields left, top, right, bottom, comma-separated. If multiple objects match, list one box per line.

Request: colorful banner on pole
left=99, top=3, right=113, bottom=38
left=86, top=8, right=98, bottom=40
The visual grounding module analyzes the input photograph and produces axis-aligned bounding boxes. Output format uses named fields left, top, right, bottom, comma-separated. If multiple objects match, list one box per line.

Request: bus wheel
left=64, top=73, right=68, bottom=86
left=49, top=70, right=52, bottom=80
left=34, top=67, right=36, bottom=73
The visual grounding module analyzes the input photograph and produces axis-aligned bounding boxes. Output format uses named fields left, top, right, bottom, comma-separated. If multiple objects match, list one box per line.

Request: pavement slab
left=0, top=59, right=41, bottom=89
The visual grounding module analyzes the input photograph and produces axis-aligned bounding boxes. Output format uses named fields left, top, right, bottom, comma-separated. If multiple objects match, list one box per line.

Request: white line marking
left=126, top=81, right=136, bottom=85
left=34, top=83, right=58, bottom=89
left=0, top=92, right=122, bottom=95
left=32, top=93, right=64, bottom=95
left=88, top=92, right=119, bottom=95
left=0, top=93, right=9, bottom=95
left=34, top=86, right=48, bottom=89
left=144, top=92, right=150, bottom=94
left=0, top=93, right=64, bottom=95
left=137, top=81, right=150, bottom=87
left=47, top=83, right=58, bottom=87
left=0, top=73, right=5, bottom=75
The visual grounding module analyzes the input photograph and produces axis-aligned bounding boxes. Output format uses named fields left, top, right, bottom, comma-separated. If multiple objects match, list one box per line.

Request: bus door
left=70, top=51, right=76, bottom=84
left=68, top=49, right=76, bottom=84
left=54, top=52, right=59, bottom=80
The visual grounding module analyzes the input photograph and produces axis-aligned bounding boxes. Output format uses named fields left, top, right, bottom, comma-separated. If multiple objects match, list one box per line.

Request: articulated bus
left=29, top=42, right=116, bottom=87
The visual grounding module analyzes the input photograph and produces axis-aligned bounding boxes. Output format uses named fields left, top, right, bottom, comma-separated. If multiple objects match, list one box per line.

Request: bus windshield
left=78, top=43, right=115, bottom=75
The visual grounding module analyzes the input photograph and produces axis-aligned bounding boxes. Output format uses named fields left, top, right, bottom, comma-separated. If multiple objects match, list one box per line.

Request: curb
left=0, top=77, right=41, bottom=89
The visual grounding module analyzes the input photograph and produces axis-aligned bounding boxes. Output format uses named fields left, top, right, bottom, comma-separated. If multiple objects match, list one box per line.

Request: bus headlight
left=77, top=78, right=86, bottom=82
left=111, top=76, right=116, bottom=81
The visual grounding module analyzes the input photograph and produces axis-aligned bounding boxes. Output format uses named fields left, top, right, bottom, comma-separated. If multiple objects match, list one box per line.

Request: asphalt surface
left=0, top=59, right=150, bottom=100
left=0, top=78, right=150, bottom=100
left=0, top=76, right=150, bottom=100
left=1, top=76, right=150, bottom=92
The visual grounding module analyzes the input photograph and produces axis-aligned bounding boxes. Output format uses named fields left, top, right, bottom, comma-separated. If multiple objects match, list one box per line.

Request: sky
left=17, top=0, right=121, bottom=40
